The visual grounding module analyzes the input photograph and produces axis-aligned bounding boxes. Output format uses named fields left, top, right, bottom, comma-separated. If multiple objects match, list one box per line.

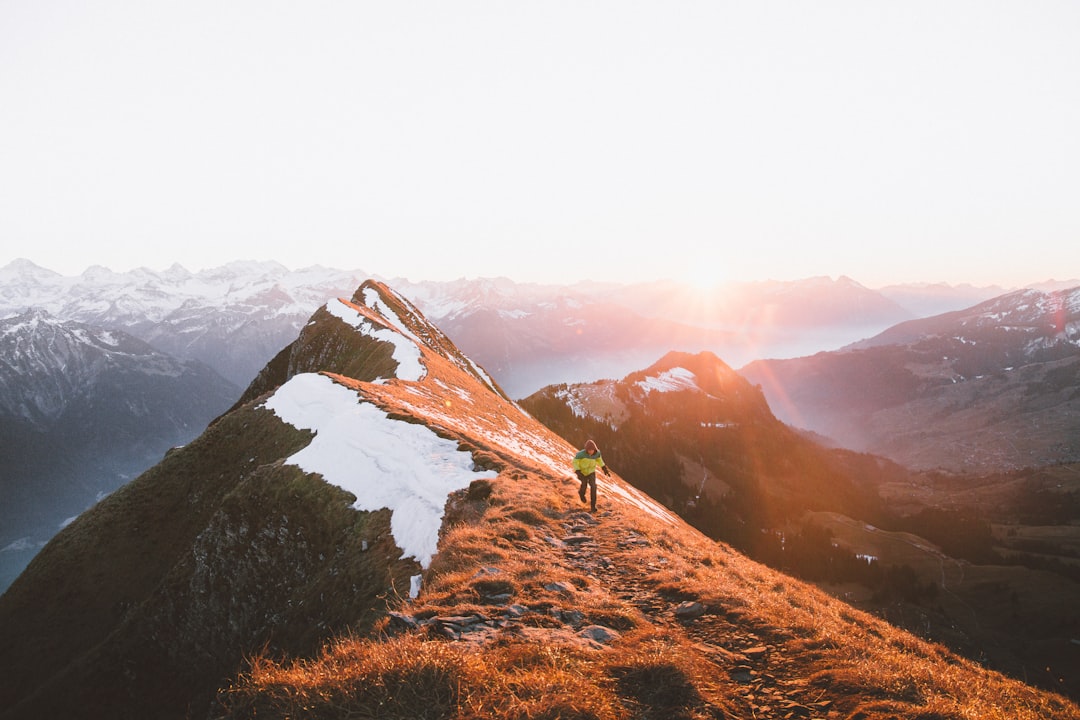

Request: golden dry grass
left=217, top=464, right=1079, bottom=720
left=223, top=626, right=733, bottom=720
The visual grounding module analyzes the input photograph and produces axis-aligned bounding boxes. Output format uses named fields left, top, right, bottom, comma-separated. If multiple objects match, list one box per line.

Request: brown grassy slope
left=0, top=398, right=424, bottom=720
left=217, top=430, right=1079, bottom=719
left=211, top=291, right=1079, bottom=718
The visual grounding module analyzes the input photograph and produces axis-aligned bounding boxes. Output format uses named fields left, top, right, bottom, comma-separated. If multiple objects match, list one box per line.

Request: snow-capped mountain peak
left=0, top=260, right=375, bottom=387
left=0, top=309, right=211, bottom=426
left=0, top=258, right=62, bottom=285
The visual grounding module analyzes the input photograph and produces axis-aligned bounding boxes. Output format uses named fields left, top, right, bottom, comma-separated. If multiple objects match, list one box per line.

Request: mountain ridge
left=0, top=279, right=626, bottom=718
left=2, top=280, right=1076, bottom=718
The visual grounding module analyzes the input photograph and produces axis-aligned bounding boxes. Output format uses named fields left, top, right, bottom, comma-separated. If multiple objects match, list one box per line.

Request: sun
left=681, top=263, right=728, bottom=293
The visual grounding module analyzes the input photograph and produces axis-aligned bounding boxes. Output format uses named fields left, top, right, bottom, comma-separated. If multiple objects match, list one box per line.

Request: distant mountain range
left=0, top=309, right=238, bottom=590
left=0, top=259, right=368, bottom=387
left=396, top=274, right=921, bottom=397
left=740, top=287, right=1080, bottom=472
left=4, top=258, right=1042, bottom=398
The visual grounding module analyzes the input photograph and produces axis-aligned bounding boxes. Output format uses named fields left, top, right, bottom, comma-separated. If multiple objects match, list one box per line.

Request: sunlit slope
left=0, top=280, right=669, bottom=719
left=219, top=429, right=1078, bottom=719
left=0, top=281, right=1074, bottom=720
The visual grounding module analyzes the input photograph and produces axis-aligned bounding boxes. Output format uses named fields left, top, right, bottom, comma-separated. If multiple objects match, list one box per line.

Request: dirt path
left=556, top=509, right=838, bottom=720
left=394, top=504, right=843, bottom=718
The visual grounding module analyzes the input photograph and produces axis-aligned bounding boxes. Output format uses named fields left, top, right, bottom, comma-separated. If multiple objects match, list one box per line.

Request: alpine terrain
left=521, top=351, right=1080, bottom=699
left=2, top=259, right=927, bottom=399
left=0, top=259, right=368, bottom=387
left=740, top=286, right=1080, bottom=472
left=0, top=280, right=1075, bottom=720
left=0, top=309, right=238, bottom=591
left=0, top=261, right=918, bottom=592
left=520, top=350, right=890, bottom=535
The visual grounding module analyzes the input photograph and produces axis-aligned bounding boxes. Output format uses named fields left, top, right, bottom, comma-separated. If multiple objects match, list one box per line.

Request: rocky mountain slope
left=0, top=309, right=237, bottom=591
left=522, top=351, right=1080, bottom=699
left=1, top=281, right=1074, bottom=720
left=519, top=350, right=893, bottom=537
left=740, top=286, right=1080, bottom=472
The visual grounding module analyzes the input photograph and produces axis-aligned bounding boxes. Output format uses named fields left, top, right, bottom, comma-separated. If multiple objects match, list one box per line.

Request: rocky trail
left=557, top=509, right=837, bottom=720
left=390, top=504, right=841, bottom=719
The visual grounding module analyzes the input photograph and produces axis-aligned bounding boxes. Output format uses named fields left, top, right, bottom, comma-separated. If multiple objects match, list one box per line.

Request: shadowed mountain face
left=740, top=287, right=1080, bottom=472
left=1, top=283, right=1076, bottom=720
left=519, top=350, right=894, bottom=538
left=0, top=310, right=238, bottom=591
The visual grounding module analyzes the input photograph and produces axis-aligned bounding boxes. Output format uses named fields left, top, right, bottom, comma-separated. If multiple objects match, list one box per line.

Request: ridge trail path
left=555, top=509, right=837, bottom=720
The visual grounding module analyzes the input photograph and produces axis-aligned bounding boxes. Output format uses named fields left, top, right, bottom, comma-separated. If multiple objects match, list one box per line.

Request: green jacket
left=572, top=449, right=606, bottom=477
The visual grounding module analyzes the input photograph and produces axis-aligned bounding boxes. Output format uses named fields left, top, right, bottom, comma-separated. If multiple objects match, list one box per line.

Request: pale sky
left=1, top=1, right=1077, bottom=288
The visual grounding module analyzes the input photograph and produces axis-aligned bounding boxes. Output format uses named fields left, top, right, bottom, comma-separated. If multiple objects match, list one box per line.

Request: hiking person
left=572, top=439, right=610, bottom=512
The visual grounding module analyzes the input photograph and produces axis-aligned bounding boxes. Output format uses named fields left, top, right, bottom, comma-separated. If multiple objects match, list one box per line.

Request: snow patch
left=262, top=373, right=496, bottom=568
left=556, top=388, right=587, bottom=418
left=636, top=367, right=699, bottom=394
left=603, top=478, right=680, bottom=524
left=1, top=537, right=43, bottom=553
left=325, top=299, right=425, bottom=381
left=391, top=381, right=569, bottom=480
left=363, top=287, right=423, bottom=345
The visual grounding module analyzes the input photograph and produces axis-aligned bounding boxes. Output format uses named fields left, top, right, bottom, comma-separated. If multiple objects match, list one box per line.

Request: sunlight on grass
left=217, top=468, right=1080, bottom=720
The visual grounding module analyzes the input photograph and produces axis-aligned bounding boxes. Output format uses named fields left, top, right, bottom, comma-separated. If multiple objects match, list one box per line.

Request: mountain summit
left=0, top=281, right=1074, bottom=720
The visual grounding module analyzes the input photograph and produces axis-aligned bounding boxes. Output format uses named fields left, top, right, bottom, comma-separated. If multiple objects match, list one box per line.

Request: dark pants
left=578, top=472, right=597, bottom=509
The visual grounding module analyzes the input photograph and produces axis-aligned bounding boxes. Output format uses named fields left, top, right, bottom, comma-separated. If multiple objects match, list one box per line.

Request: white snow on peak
left=362, top=286, right=423, bottom=345
left=358, top=286, right=501, bottom=395
left=262, top=373, right=496, bottom=568
left=0, top=260, right=371, bottom=327
left=388, top=376, right=676, bottom=526
left=325, top=299, right=425, bottom=381
left=636, top=367, right=699, bottom=394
